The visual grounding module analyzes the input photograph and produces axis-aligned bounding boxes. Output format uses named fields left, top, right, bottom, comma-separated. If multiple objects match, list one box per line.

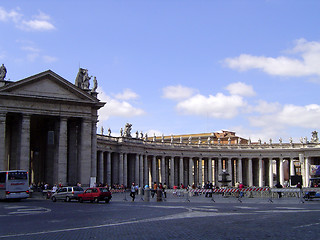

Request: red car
left=78, top=187, right=112, bottom=203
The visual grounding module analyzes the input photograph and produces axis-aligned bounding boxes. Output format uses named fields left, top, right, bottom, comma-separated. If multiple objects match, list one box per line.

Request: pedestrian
left=130, top=182, right=136, bottom=202
left=163, top=182, right=167, bottom=198
left=275, top=182, right=283, bottom=198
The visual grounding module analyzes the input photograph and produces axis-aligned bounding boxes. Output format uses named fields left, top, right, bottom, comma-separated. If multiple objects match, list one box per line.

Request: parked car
left=78, top=187, right=112, bottom=203
left=51, top=186, right=84, bottom=202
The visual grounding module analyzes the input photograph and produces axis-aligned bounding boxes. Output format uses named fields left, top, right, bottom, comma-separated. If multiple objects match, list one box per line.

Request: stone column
left=161, top=156, right=165, bottom=184
left=0, top=113, right=6, bottom=170
left=79, top=118, right=92, bottom=186
left=299, top=154, right=306, bottom=187
left=106, top=152, right=111, bottom=185
left=20, top=114, right=31, bottom=171
left=179, top=156, right=184, bottom=186
left=269, top=158, right=273, bottom=187
left=123, top=153, right=128, bottom=187
left=139, top=154, right=144, bottom=187
left=218, top=158, right=222, bottom=186
left=119, top=153, right=124, bottom=185
left=259, top=158, right=264, bottom=187
left=152, top=156, right=156, bottom=183
left=208, top=158, right=212, bottom=183
left=135, top=154, right=140, bottom=185
left=91, top=118, right=98, bottom=178
left=189, top=157, right=194, bottom=185
left=227, top=158, right=232, bottom=186
left=98, top=152, right=104, bottom=184
left=144, top=155, right=148, bottom=186
left=290, top=158, right=295, bottom=177
left=279, top=157, right=284, bottom=186
left=198, top=158, right=203, bottom=187
left=57, top=117, right=68, bottom=185
left=170, top=157, right=175, bottom=188
left=305, top=157, right=310, bottom=187
left=237, top=158, right=243, bottom=184
left=248, top=158, right=253, bottom=186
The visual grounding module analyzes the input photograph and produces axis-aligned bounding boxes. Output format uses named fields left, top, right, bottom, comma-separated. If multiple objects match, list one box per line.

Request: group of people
left=129, top=182, right=169, bottom=202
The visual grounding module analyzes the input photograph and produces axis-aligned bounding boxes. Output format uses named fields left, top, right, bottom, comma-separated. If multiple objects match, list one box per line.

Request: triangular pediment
left=0, top=70, right=100, bottom=103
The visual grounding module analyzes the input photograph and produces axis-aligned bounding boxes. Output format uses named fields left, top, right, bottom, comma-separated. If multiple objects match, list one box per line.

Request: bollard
left=144, top=188, right=150, bottom=202
left=156, top=189, right=162, bottom=202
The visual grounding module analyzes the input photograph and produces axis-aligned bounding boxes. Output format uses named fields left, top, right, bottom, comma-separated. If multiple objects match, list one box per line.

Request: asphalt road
left=1, top=194, right=320, bottom=240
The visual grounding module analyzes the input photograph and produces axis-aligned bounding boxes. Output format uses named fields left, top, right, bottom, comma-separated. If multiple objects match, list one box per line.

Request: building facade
left=1, top=69, right=320, bottom=188
left=0, top=70, right=104, bottom=186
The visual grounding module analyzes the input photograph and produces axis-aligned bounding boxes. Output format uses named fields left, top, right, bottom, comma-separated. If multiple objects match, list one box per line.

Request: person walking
left=130, top=182, right=136, bottom=202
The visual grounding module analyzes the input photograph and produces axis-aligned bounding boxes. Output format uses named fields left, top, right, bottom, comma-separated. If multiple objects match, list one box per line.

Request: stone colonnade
left=0, top=112, right=97, bottom=186
left=96, top=145, right=311, bottom=188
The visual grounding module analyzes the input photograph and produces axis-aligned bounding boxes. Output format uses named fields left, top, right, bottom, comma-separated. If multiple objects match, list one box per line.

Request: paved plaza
left=1, top=192, right=320, bottom=240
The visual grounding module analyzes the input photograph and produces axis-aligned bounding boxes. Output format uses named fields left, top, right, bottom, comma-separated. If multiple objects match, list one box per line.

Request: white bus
left=0, top=170, right=29, bottom=200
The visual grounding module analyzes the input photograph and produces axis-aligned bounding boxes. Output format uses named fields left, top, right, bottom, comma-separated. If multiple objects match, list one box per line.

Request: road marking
left=293, top=222, right=320, bottom=228
left=0, top=207, right=247, bottom=238
left=1, top=205, right=51, bottom=216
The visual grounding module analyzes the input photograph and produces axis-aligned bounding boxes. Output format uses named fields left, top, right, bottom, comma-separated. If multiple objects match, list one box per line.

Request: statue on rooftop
left=311, top=131, right=319, bottom=143
left=124, top=123, right=132, bottom=138
left=75, top=68, right=92, bottom=90
left=0, top=64, right=7, bottom=81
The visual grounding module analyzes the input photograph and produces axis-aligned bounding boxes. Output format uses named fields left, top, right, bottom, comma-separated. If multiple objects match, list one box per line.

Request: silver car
left=51, top=186, right=84, bottom=202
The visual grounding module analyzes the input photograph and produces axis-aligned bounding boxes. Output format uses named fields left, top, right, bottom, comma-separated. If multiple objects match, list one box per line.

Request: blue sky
left=1, top=0, right=320, bottom=142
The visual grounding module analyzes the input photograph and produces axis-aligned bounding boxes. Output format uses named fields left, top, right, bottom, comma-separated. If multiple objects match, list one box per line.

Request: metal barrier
left=109, top=187, right=317, bottom=203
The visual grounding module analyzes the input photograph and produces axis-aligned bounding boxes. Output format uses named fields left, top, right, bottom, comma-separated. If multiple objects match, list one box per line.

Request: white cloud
left=254, top=100, right=281, bottom=114
left=114, top=88, right=139, bottom=100
left=20, top=19, right=55, bottom=31
left=97, top=87, right=145, bottom=121
left=0, top=7, right=21, bottom=23
left=43, top=55, right=58, bottom=63
left=225, top=82, right=256, bottom=97
left=224, top=39, right=320, bottom=77
left=176, top=93, right=247, bottom=119
left=0, top=7, right=55, bottom=31
left=249, top=104, right=320, bottom=129
left=162, top=85, right=196, bottom=101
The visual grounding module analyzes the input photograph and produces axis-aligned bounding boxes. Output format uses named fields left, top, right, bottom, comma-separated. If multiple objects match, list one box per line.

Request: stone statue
left=0, top=64, right=7, bottom=81
left=75, top=68, right=92, bottom=90
left=180, top=136, right=183, bottom=144
left=171, top=135, right=174, bottom=144
left=269, top=138, right=272, bottom=145
left=228, top=137, right=231, bottom=145
left=218, top=138, right=221, bottom=145
left=91, top=76, right=98, bottom=93
left=198, top=137, right=201, bottom=145
left=248, top=138, right=251, bottom=145
left=300, top=137, right=303, bottom=144
left=304, top=137, right=308, bottom=144
left=101, top=126, right=104, bottom=135
left=188, top=136, right=192, bottom=145
left=161, top=134, right=164, bottom=143
left=120, top=128, right=123, bottom=137
left=153, top=133, right=156, bottom=142
left=124, top=123, right=132, bottom=138
left=140, top=131, right=144, bottom=139
left=135, top=131, right=139, bottom=138
left=108, top=128, right=111, bottom=136
left=207, top=137, right=211, bottom=145
left=279, top=138, right=282, bottom=144
left=311, top=130, right=319, bottom=143
left=289, top=137, right=293, bottom=144
left=258, top=138, right=262, bottom=145
left=145, top=133, right=148, bottom=141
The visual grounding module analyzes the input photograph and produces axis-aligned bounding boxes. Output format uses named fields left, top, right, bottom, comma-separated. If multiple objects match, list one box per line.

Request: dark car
left=78, top=187, right=112, bottom=203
